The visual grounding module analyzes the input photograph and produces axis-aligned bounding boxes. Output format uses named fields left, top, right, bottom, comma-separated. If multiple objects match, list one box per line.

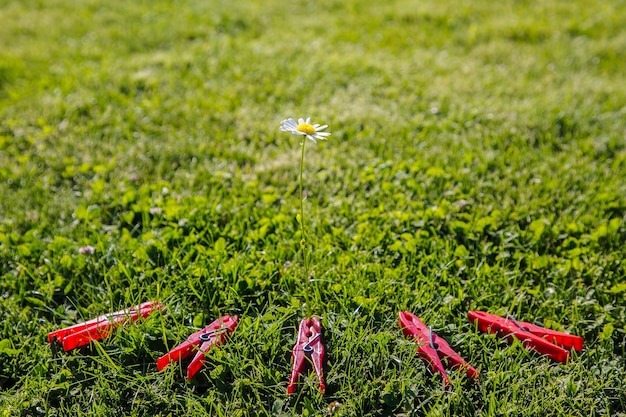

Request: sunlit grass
left=1, top=0, right=625, bottom=415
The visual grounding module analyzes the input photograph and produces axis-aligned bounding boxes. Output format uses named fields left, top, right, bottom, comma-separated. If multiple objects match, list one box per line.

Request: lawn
left=1, top=0, right=625, bottom=415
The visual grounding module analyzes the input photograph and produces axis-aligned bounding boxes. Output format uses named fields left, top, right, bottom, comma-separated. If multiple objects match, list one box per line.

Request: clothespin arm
left=468, top=311, right=580, bottom=363
left=309, top=333, right=326, bottom=393
left=432, top=334, right=480, bottom=381
left=287, top=348, right=309, bottom=395
left=156, top=338, right=197, bottom=371
left=509, top=319, right=584, bottom=351
left=417, top=342, right=451, bottom=386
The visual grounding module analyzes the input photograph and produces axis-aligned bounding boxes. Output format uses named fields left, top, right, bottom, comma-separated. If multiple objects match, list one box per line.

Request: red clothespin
left=399, top=311, right=479, bottom=386
left=157, top=315, right=238, bottom=380
left=48, top=300, right=163, bottom=351
left=287, top=317, right=326, bottom=395
left=468, top=311, right=584, bottom=363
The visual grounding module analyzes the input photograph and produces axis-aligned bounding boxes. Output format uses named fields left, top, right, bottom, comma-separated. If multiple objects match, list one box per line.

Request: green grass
left=1, top=0, right=625, bottom=415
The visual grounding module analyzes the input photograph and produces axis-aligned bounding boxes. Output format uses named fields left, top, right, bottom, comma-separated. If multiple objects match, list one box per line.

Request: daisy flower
left=280, top=117, right=331, bottom=144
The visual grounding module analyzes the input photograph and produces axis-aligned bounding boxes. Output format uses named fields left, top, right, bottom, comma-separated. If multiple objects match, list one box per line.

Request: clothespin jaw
left=156, top=315, right=238, bottom=380
left=48, top=301, right=163, bottom=352
left=468, top=311, right=584, bottom=364
left=399, top=311, right=479, bottom=386
left=287, top=317, right=326, bottom=395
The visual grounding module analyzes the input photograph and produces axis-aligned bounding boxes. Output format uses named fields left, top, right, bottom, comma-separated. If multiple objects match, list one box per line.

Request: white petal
left=305, top=117, right=311, bottom=124
left=298, top=118, right=305, bottom=125
left=316, top=124, right=328, bottom=131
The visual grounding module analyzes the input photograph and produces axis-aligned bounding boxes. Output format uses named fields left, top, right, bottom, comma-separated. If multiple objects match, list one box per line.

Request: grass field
left=1, top=0, right=625, bottom=415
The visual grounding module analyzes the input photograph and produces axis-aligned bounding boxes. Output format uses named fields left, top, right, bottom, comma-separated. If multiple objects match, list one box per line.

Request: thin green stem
left=299, top=138, right=311, bottom=315
left=299, top=138, right=306, bottom=252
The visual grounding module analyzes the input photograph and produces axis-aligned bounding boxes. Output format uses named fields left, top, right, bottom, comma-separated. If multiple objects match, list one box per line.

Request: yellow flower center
left=296, top=123, right=316, bottom=135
